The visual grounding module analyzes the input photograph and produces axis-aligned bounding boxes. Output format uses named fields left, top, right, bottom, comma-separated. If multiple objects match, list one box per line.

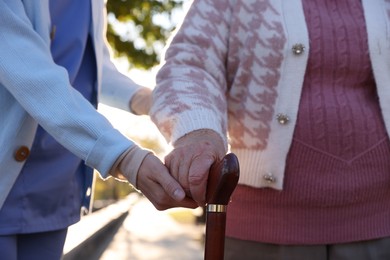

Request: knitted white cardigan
left=151, top=0, right=390, bottom=190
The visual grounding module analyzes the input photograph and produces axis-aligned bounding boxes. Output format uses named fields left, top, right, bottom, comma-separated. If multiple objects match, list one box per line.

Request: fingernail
left=173, top=189, right=185, bottom=200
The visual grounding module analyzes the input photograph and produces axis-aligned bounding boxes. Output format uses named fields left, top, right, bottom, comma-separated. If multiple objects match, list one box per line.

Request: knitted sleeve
left=150, top=0, right=233, bottom=147
left=0, top=1, right=133, bottom=177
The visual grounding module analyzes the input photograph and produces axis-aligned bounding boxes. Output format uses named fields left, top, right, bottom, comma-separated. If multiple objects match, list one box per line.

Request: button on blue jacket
left=0, top=0, right=143, bottom=209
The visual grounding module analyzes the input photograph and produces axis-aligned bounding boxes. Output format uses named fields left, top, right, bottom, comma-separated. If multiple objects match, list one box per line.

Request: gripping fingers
left=158, top=171, right=186, bottom=201
left=138, top=169, right=197, bottom=210
left=188, top=155, right=215, bottom=205
left=165, top=150, right=191, bottom=196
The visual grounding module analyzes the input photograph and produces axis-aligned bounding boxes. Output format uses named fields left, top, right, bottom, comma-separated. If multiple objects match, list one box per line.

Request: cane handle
left=206, top=153, right=240, bottom=206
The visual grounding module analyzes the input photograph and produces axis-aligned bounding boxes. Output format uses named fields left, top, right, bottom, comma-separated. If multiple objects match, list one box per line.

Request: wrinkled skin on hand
left=165, top=129, right=226, bottom=206
left=136, top=154, right=198, bottom=210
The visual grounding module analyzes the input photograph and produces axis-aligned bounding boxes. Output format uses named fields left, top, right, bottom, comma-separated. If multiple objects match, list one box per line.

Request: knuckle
left=189, top=173, right=206, bottom=186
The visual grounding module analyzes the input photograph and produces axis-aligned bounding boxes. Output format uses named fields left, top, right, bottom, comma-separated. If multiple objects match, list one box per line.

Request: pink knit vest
left=226, top=0, right=390, bottom=244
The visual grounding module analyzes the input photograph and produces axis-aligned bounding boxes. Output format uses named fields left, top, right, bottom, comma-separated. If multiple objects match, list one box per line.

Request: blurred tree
left=106, top=0, right=184, bottom=69
left=93, top=0, right=186, bottom=207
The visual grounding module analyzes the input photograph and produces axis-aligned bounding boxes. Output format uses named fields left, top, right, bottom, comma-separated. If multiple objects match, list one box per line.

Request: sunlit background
left=94, top=0, right=192, bottom=204
left=64, top=2, right=206, bottom=259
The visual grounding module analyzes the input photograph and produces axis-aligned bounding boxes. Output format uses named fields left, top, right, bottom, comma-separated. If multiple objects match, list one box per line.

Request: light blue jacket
left=0, top=0, right=142, bottom=208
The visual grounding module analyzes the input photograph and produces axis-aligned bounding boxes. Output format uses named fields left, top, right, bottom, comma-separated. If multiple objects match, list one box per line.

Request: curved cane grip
left=206, top=153, right=240, bottom=205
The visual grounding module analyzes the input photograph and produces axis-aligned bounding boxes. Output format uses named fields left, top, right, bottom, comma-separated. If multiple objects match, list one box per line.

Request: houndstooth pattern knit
left=151, top=0, right=390, bottom=193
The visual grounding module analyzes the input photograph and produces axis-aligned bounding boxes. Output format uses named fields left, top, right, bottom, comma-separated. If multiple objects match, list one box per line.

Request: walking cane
left=204, top=153, right=240, bottom=260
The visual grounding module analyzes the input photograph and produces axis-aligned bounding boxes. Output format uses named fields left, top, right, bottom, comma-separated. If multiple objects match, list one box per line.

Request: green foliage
left=93, top=1, right=183, bottom=208
left=93, top=175, right=135, bottom=201
left=106, top=0, right=184, bottom=69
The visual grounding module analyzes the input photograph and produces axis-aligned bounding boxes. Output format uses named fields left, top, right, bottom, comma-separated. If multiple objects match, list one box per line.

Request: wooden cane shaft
left=204, top=212, right=227, bottom=260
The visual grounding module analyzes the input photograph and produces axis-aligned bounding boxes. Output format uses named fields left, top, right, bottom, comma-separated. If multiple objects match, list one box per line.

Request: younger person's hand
left=112, top=147, right=198, bottom=210
left=136, top=153, right=198, bottom=210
